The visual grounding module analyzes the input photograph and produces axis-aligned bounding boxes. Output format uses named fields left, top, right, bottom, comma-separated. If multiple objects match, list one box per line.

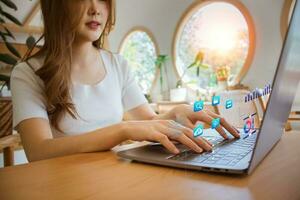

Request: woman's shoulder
left=12, top=55, right=44, bottom=72
left=11, top=57, right=45, bottom=86
left=100, top=49, right=128, bottom=72
left=100, top=49, right=125, bottom=63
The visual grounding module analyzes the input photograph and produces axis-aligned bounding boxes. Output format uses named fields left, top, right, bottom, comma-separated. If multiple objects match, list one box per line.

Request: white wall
left=109, top=0, right=299, bottom=106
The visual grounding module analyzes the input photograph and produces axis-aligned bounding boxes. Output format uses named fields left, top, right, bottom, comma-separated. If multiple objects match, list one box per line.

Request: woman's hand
left=122, top=120, right=212, bottom=154
left=171, top=104, right=240, bottom=139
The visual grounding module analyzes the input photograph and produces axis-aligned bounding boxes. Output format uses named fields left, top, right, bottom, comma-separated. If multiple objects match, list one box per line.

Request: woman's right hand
left=122, top=120, right=213, bottom=154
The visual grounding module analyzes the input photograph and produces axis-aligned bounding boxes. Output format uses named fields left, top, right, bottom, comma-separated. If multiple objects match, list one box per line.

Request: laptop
left=117, top=1, right=300, bottom=175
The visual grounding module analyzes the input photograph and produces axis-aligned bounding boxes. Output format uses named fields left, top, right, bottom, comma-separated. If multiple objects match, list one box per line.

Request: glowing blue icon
left=212, top=96, right=220, bottom=106
left=211, top=118, right=220, bottom=129
left=193, top=100, right=204, bottom=112
left=243, top=113, right=257, bottom=134
left=193, top=124, right=204, bottom=137
left=225, top=99, right=233, bottom=109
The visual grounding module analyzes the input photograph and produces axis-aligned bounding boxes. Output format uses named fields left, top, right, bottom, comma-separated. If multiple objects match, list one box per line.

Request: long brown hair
left=24, top=0, right=115, bottom=132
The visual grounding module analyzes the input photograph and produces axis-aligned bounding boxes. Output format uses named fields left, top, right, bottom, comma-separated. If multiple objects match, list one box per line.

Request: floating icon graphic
left=243, top=113, right=257, bottom=134
left=193, top=100, right=204, bottom=112
left=245, top=84, right=272, bottom=103
left=225, top=99, right=233, bottom=109
left=193, top=124, right=204, bottom=137
left=212, top=96, right=220, bottom=106
left=211, top=118, right=221, bottom=129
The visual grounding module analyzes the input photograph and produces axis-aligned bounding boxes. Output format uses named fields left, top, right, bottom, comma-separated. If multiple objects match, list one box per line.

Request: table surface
left=0, top=131, right=300, bottom=200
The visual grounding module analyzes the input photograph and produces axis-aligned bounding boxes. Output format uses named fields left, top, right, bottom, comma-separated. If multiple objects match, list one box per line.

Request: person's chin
left=81, top=33, right=101, bottom=43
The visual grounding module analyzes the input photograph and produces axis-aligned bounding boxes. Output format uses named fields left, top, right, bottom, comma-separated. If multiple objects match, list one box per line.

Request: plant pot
left=217, top=80, right=228, bottom=91
left=170, top=88, right=187, bottom=102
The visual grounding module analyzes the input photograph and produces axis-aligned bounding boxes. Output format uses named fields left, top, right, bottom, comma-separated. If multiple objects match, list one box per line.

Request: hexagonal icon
left=193, top=100, right=204, bottom=112
left=225, top=99, right=233, bottom=109
left=211, top=118, right=221, bottom=129
left=193, top=124, right=204, bottom=137
left=212, top=95, right=220, bottom=106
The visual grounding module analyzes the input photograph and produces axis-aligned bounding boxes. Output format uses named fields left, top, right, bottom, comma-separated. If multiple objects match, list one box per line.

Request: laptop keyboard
left=168, top=133, right=257, bottom=167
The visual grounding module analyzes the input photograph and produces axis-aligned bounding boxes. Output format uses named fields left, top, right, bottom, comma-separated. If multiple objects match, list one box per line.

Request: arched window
left=281, top=0, right=296, bottom=39
left=173, top=1, right=255, bottom=92
left=119, top=28, right=159, bottom=94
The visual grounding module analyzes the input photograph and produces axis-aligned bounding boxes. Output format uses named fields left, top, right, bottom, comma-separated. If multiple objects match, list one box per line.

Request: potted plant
left=0, top=0, right=36, bottom=96
left=155, top=54, right=169, bottom=101
left=215, top=65, right=230, bottom=90
left=170, top=51, right=210, bottom=102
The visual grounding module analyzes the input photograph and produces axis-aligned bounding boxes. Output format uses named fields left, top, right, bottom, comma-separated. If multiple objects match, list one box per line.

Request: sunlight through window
left=175, top=2, right=251, bottom=92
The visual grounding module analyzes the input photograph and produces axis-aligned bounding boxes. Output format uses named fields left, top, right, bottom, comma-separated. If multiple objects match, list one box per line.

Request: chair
left=214, top=89, right=260, bottom=129
left=0, top=97, right=21, bottom=167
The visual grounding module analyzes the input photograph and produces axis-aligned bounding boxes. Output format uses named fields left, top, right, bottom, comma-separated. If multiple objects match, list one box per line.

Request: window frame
left=172, top=0, right=256, bottom=88
left=281, top=0, right=296, bottom=39
left=118, top=26, right=160, bottom=95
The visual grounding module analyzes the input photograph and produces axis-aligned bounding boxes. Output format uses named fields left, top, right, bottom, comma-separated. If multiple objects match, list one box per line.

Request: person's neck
left=72, top=40, right=98, bottom=69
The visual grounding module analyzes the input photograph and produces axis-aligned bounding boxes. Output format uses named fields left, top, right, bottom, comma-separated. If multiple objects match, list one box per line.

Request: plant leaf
left=4, top=26, right=15, bottom=40
left=0, top=74, right=10, bottom=82
left=0, top=53, right=17, bottom=65
left=187, top=62, right=196, bottom=69
left=199, top=64, right=210, bottom=69
left=4, top=41, right=21, bottom=58
left=0, top=0, right=17, bottom=10
left=1, top=11, right=22, bottom=25
left=26, top=35, right=36, bottom=49
left=0, top=31, right=7, bottom=41
left=0, top=16, right=5, bottom=23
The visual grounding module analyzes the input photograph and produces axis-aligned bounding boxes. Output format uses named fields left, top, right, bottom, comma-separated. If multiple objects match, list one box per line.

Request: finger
left=202, top=137, right=213, bottom=146
left=181, top=128, right=213, bottom=151
left=175, top=115, right=195, bottom=129
left=160, top=124, right=203, bottom=153
left=205, top=110, right=240, bottom=138
left=195, top=111, right=229, bottom=139
left=176, top=133, right=203, bottom=153
left=153, top=133, right=180, bottom=154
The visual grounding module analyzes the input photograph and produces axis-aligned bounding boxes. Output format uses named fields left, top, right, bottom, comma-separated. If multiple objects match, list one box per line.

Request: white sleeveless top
left=10, top=50, right=147, bottom=136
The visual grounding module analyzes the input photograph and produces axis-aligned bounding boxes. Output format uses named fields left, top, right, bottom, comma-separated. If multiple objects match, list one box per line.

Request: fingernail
left=196, top=147, right=203, bottom=153
left=174, top=149, right=180, bottom=154
left=206, top=145, right=213, bottom=151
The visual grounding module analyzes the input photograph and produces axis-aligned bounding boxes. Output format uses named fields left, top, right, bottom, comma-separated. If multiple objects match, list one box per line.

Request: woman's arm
left=123, top=103, right=174, bottom=121
left=18, top=118, right=126, bottom=162
left=19, top=115, right=201, bottom=162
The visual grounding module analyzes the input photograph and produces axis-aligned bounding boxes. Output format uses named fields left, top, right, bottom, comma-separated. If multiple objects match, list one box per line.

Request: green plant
left=155, top=54, right=169, bottom=94
left=0, top=0, right=35, bottom=92
left=176, top=51, right=210, bottom=88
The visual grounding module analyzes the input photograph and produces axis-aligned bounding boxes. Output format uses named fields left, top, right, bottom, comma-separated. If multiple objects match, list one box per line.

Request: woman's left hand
left=170, top=104, right=240, bottom=140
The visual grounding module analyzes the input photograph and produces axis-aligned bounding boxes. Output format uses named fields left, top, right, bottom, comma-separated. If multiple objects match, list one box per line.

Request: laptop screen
left=247, top=0, right=300, bottom=173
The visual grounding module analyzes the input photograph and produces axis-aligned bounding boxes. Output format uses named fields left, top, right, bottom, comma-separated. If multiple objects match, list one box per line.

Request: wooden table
left=1, top=132, right=300, bottom=200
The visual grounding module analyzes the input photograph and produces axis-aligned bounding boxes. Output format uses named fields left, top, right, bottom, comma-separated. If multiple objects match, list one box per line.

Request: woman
left=11, top=0, right=239, bottom=162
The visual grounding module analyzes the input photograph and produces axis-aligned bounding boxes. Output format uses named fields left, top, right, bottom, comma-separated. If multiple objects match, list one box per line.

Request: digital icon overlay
left=243, top=113, right=257, bottom=134
left=193, top=100, right=204, bottom=112
left=211, top=118, right=221, bottom=129
left=245, top=84, right=272, bottom=103
left=212, top=96, right=220, bottom=106
left=193, top=124, right=204, bottom=137
left=225, top=99, right=233, bottom=109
